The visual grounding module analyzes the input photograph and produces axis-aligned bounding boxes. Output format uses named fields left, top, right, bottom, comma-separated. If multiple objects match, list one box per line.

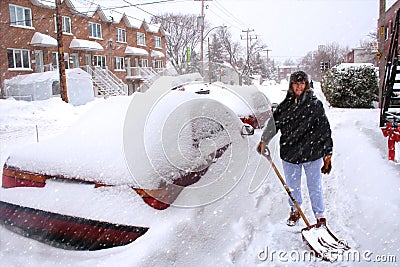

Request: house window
left=93, top=55, right=106, bottom=68
left=140, top=59, right=148, bottom=67
left=53, top=15, right=72, bottom=34
left=154, top=60, right=163, bottom=69
left=114, top=57, right=125, bottom=70
left=89, top=22, right=102, bottom=38
left=64, top=53, right=70, bottom=69
left=385, top=26, right=389, bottom=40
left=154, top=36, right=162, bottom=48
left=116, top=28, right=126, bottom=43
left=9, top=4, right=32, bottom=27
left=52, top=52, right=58, bottom=69
left=62, top=16, right=72, bottom=33
left=7, top=48, right=30, bottom=69
left=137, top=32, right=146, bottom=46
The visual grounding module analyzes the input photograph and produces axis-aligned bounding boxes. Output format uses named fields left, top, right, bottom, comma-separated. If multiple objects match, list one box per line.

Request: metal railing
left=380, top=8, right=400, bottom=127
left=81, top=65, right=127, bottom=96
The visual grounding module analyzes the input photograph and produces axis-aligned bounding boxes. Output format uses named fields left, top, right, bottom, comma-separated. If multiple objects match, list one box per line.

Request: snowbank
left=4, top=68, right=94, bottom=106
left=1, top=81, right=399, bottom=266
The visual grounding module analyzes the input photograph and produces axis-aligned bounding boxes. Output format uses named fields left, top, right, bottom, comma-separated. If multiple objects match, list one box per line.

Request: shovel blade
left=301, top=224, right=350, bottom=262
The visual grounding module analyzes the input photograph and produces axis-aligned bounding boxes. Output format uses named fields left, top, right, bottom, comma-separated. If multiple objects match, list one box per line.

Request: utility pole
left=264, top=49, right=272, bottom=63
left=378, top=0, right=386, bottom=108
left=241, top=29, right=256, bottom=82
left=196, top=0, right=212, bottom=77
left=55, top=0, right=68, bottom=103
left=208, top=37, right=211, bottom=82
left=200, top=0, right=205, bottom=77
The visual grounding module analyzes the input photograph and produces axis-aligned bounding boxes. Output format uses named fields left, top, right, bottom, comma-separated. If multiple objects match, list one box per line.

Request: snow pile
left=4, top=69, right=94, bottom=105
left=257, top=81, right=287, bottom=105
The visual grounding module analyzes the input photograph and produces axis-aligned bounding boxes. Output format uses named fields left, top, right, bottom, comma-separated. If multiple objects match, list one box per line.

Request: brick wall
left=0, top=0, right=167, bottom=96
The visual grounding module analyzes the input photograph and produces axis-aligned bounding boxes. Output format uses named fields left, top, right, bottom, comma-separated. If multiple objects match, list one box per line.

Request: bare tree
left=300, top=42, right=348, bottom=80
left=283, top=58, right=296, bottom=66
left=358, top=39, right=378, bottom=66
left=218, top=28, right=269, bottom=84
left=152, top=13, right=270, bottom=84
left=151, top=13, right=205, bottom=74
left=217, top=28, right=246, bottom=83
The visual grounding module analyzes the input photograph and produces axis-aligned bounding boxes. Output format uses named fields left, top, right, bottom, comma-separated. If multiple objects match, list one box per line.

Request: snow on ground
left=1, top=82, right=400, bottom=266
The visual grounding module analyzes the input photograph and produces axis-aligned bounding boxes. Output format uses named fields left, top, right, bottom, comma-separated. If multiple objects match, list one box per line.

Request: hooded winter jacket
left=262, top=89, right=333, bottom=164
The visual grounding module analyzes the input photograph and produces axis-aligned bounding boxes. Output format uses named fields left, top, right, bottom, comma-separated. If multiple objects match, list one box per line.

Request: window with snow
left=89, top=22, right=102, bottom=39
left=137, top=32, right=146, bottom=46
left=7, top=48, right=30, bottom=69
left=154, top=36, right=162, bottom=49
left=116, top=28, right=126, bottom=43
left=9, top=4, right=32, bottom=28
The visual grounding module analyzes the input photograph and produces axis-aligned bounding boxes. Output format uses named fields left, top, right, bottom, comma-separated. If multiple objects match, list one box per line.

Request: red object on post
left=381, top=122, right=400, bottom=161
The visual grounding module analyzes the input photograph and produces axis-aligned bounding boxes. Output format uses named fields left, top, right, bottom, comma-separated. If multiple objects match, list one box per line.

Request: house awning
left=30, top=32, right=58, bottom=47
left=125, top=46, right=148, bottom=56
left=151, top=50, right=165, bottom=58
left=69, top=39, right=104, bottom=52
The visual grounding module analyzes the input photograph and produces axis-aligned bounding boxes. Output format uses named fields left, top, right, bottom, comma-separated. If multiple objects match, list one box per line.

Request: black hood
left=287, top=71, right=311, bottom=97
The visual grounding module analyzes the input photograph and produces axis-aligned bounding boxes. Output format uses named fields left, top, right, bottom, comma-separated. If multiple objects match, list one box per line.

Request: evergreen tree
left=321, top=65, right=378, bottom=108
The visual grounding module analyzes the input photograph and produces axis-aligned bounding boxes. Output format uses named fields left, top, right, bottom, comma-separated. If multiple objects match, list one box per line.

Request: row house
left=276, top=65, right=301, bottom=82
left=377, top=0, right=400, bottom=106
left=0, top=0, right=168, bottom=97
left=379, top=1, right=400, bottom=62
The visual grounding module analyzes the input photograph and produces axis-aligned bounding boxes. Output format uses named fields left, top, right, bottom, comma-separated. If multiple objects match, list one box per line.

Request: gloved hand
left=321, top=154, right=332, bottom=174
left=256, top=141, right=267, bottom=154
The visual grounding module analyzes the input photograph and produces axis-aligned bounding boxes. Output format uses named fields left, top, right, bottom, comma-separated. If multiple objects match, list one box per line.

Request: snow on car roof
left=5, top=87, right=245, bottom=189
left=180, top=83, right=253, bottom=117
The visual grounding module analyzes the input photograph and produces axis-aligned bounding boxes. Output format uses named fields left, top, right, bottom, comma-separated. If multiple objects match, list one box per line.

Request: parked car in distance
left=172, top=81, right=273, bottom=129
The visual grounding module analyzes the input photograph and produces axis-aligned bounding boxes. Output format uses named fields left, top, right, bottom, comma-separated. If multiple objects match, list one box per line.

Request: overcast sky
left=97, top=0, right=397, bottom=63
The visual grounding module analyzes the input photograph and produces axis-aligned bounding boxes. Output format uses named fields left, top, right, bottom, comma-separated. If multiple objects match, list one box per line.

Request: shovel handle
left=262, top=147, right=311, bottom=227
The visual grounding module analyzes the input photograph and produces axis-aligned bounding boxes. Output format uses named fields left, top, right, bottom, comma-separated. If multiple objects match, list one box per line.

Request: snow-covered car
left=172, top=81, right=273, bottom=129
left=0, top=75, right=260, bottom=251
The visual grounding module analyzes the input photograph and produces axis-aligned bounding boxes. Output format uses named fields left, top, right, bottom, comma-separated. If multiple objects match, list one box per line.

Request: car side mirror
left=271, top=103, right=278, bottom=112
left=241, top=123, right=254, bottom=136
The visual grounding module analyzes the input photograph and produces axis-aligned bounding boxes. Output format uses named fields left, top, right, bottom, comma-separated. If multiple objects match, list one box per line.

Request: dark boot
left=287, top=208, right=300, bottom=226
left=316, top=217, right=326, bottom=227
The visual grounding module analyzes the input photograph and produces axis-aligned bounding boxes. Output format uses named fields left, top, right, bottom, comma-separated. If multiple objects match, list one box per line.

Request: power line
left=212, top=0, right=250, bottom=30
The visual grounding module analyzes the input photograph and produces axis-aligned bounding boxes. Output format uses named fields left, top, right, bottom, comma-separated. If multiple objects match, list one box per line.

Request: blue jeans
left=282, top=158, right=324, bottom=219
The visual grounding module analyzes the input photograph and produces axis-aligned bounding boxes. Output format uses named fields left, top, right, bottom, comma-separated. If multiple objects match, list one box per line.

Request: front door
left=85, top=54, right=91, bottom=67
left=34, top=50, right=44, bottom=73
left=71, top=53, right=79, bottom=68
left=125, top=57, right=131, bottom=76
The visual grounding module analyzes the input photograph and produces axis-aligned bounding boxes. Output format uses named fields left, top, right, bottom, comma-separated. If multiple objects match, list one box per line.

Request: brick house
left=345, top=47, right=378, bottom=66
left=276, top=65, right=301, bottom=82
left=377, top=0, right=400, bottom=105
left=380, top=1, right=400, bottom=61
left=0, top=0, right=168, bottom=97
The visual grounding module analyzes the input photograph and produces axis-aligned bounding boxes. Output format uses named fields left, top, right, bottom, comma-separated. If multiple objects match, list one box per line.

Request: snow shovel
left=262, top=146, right=350, bottom=262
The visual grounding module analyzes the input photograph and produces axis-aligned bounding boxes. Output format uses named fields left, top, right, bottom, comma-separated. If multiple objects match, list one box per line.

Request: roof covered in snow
left=29, top=0, right=165, bottom=35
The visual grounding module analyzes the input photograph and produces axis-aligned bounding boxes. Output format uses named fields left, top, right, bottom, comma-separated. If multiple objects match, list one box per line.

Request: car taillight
left=240, top=117, right=259, bottom=129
